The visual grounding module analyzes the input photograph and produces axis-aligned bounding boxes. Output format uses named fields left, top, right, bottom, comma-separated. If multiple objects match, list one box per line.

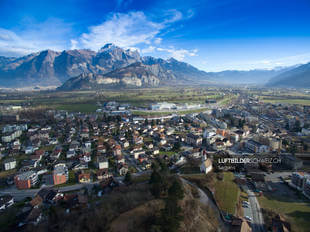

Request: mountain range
left=266, top=62, right=310, bottom=88
left=0, top=43, right=309, bottom=89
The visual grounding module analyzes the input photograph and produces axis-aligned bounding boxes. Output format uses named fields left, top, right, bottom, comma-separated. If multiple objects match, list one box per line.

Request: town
left=0, top=88, right=310, bottom=232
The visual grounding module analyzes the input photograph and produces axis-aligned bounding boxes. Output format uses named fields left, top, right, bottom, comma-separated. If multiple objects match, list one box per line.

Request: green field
left=0, top=87, right=234, bottom=113
left=158, top=151, right=177, bottom=157
left=260, top=97, right=310, bottom=106
left=259, top=94, right=310, bottom=106
left=214, top=172, right=240, bottom=215
left=258, top=193, right=310, bottom=232
left=54, top=103, right=98, bottom=113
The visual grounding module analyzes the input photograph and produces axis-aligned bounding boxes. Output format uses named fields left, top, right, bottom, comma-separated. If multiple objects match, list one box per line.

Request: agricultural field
left=258, top=90, right=310, bottom=106
left=0, top=87, right=236, bottom=113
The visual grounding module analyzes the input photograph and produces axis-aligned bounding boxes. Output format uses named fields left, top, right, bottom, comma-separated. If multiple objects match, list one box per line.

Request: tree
left=160, top=199, right=183, bottom=232
left=150, top=182, right=162, bottom=198
left=144, top=119, right=149, bottom=126
left=168, top=179, right=184, bottom=200
left=172, top=142, right=181, bottom=152
left=124, top=171, right=132, bottom=184
left=151, top=120, right=156, bottom=126
left=294, top=120, right=301, bottom=132
left=149, top=170, right=162, bottom=184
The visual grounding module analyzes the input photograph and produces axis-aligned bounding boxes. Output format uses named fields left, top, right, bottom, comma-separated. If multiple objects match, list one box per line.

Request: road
left=243, top=185, right=265, bottom=232
left=0, top=171, right=151, bottom=201
left=0, top=182, right=99, bottom=201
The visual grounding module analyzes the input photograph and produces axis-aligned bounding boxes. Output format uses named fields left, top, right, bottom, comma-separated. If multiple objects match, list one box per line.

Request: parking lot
left=264, top=172, right=296, bottom=199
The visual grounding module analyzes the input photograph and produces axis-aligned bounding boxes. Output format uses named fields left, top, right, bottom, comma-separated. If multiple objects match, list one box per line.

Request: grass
left=261, top=98, right=310, bottom=106
left=110, top=199, right=164, bottom=232
left=0, top=169, right=16, bottom=178
left=259, top=95, right=310, bottom=106
left=258, top=193, right=310, bottom=232
left=132, top=173, right=151, bottom=184
left=41, top=144, right=56, bottom=152
left=159, top=151, right=177, bottom=157
left=54, top=103, right=98, bottom=113
left=179, top=166, right=201, bottom=174
left=214, top=172, right=240, bottom=215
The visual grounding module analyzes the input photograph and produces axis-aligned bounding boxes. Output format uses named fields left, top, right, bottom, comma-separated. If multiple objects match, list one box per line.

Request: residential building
left=78, top=173, right=91, bottom=183
left=3, top=158, right=16, bottom=171
left=14, top=171, right=38, bottom=189
left=53, top=163, right=68, bottom=185
left=186, top=133, right=202, bottom=146
left=245, top=139, right=269, bottom=153
left=97, top=156, right=109, bottom=169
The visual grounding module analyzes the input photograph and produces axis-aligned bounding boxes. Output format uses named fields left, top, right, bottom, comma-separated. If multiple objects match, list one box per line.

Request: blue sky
left=0, top=0, right=310, bottom=71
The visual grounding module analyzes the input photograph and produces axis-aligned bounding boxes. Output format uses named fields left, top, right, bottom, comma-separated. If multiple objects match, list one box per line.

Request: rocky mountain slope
left=59, top=62, right=177, bottom=90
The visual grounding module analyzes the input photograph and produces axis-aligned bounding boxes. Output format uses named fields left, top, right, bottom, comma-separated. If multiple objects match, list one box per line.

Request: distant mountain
left=0, top=43, right=305, bottom=89
left=0, top=43, right=212, bottom=88
left=266, top=62, right=310, bottom=88
left=206, top=67, right=295, bottom=85
left=0, top=44, right=145, bottom=88
left=143, top=56, right=210, bottom=82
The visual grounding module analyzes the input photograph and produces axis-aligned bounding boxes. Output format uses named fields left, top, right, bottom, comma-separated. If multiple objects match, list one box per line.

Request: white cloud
left=70, top=39, right=78, bottom=50
left=0, top=10, right=195, bottom=59
left=162, top=9, right=183, bottom=24
left=80, top=12, right=161, bottom=51
left=154, top=38, right=162, bottom=44
left=157, top=47, right=198, bottom=61
left=251, top=53, right=310, bottom=69
left=78, top=10, right=183, bottom=51
left=0, top=18, right=73, bottom=57
left=141, top=46, right=156, bottom=53
left=215, top=53, right=310, bottom=71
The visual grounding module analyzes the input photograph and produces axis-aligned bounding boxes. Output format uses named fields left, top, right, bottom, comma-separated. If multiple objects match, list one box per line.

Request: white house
left=200, top=154, right=212, bottom=174
left=97, top=156, right=109, bottom=169
left=3, top=158, right=16, bottom=171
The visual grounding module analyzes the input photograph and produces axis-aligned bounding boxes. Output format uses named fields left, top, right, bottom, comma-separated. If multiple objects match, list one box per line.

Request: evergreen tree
left=124, top=171, right=132, bottom=184
left=168, top=179, right=184, bottom=200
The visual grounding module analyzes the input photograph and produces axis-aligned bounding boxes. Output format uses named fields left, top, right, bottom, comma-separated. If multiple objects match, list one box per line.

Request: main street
left=243, top=184, right=265, bottom=232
